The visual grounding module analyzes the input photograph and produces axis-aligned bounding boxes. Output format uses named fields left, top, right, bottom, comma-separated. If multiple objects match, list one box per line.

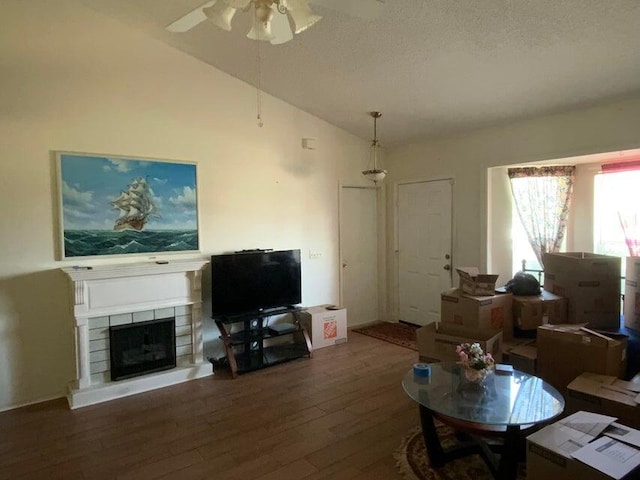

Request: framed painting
left=56, top=152, right=199, bottom=259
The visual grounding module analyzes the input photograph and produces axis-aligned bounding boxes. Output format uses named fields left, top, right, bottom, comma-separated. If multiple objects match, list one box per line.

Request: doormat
left=352, top=322, right=418, bottom=351
left=394, top=424, right=526, bottom=480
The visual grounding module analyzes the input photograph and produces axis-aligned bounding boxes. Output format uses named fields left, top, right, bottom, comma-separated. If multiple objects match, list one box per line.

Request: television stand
left=212, top=306, right=312, bottom=378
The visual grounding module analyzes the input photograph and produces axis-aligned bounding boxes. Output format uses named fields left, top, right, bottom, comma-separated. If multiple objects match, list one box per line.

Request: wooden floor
left=0, top=333, right=420, bottom=480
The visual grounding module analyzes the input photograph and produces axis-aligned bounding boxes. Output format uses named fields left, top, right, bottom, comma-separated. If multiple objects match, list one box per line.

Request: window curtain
left=508, top=166, right=576, bottom=267
left=601, top=161, right=640, bottom=256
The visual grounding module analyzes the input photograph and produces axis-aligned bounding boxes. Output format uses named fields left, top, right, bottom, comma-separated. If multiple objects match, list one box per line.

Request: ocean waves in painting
left=64, top=230, right=199, bottom=258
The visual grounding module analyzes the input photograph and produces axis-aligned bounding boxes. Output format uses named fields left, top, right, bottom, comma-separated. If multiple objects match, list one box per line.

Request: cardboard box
left=536, top=324, right=628, bottom=391
left=441, top=288, right=513, bottom=340
left=623, top=256, right=640, bottom=330
left=416, top=322, right=503, bottom=363
left=526, top=415, right=640, bottom=480
left=566, top=372, right=640, bottom=429
left=506, top=342, right=537, bottom=375
left=512, top=290, right=567, bottom=330
left=297, top=305, right=347, bottom=350
left=543, top=252, right=621, bottom=330
left=456, top=267, right=499, bottom=296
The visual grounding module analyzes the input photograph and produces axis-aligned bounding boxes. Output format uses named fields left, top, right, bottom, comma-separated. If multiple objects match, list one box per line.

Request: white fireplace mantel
left=61, top=258, right=210, bottom=408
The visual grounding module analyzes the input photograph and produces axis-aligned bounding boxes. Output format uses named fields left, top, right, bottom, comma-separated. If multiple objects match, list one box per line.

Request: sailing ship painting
left=57, top=152, right=199, bottom=258
left=111, top=177, right=157, bottom=232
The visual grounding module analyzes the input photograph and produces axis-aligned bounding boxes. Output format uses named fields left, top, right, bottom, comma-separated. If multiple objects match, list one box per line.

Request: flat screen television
left=211, top=249, right=302, bottom=318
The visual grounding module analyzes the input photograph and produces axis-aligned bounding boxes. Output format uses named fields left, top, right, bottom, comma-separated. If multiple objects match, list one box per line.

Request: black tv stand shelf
left=213, top=306, right=312, bottom=378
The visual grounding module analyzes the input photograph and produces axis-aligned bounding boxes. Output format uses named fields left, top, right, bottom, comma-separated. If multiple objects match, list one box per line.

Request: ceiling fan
left=166, top=0, right=385, bottom=45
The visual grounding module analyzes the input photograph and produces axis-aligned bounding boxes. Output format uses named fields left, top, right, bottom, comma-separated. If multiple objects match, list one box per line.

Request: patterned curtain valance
left=508, top=166, right=576, bottom=179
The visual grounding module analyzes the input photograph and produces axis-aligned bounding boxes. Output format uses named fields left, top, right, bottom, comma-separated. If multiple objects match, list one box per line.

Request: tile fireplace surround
left=61, top=259, right=210, bottom=409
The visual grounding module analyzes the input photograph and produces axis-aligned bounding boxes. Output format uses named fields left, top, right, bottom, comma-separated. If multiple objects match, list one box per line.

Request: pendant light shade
left=246, top=2, right=275, bottom=41
left=362, top=111, right=387, bottom=184
left=286, top=0, right=323, bottom=34
left=203, top=2, right=237, bottom=31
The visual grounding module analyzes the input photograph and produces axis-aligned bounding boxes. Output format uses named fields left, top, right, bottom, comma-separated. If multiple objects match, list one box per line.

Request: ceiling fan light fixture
left=203, top=1, right=237, bottom=31
left=167, top=0, right=326, bottom=41
left=285, top=0, right=323, bottom=34
left=246, top=2, right=276, bottom=41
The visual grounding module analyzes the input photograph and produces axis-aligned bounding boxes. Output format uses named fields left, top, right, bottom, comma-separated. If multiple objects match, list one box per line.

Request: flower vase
left=463, top=367, right=487, bottom=384
left=458, top=367, right=488, bottom=395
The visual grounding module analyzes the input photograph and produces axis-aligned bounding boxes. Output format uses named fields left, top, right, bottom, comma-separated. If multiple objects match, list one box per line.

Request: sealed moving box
left=505, top=342, right=537, bottom=375
left=543, top=252, right=621, bottom=330
left=536, top=324, right=627, bottom=391
left=416, top=322, right=503, bottom=363
left=297, top=305, right=347, bottom=350
left=566, top=372, right=640, bottom=429
left=512, top=290, right=567, bottom=330
left=440, top=289, right=513, bottom=340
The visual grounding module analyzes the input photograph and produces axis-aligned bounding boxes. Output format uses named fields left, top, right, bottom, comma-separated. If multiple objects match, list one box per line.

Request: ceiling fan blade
left=310, top=0, right=384, bottom=21
left=166, top=0, right=217, bottom=33
left=270, top=6, right=294, bottom=45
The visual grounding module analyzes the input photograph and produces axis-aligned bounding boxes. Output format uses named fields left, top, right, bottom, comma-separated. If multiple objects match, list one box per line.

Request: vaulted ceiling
left=81, top=0, right=640, bottom=146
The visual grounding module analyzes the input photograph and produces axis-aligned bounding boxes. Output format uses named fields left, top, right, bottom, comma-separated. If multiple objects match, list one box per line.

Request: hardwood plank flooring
left=0, top=332, right=420, bottom=479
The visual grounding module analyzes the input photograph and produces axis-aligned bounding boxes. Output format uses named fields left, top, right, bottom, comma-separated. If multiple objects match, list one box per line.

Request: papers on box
left=527, top=411, right=640, bottom=480
left=572, top=436, right=640, bottom=480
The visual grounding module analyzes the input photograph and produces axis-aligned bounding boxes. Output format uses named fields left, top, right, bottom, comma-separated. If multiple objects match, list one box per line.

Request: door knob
left=443, top=264, right=451, bottom=271
left=342, top=263, right=347, bottom=268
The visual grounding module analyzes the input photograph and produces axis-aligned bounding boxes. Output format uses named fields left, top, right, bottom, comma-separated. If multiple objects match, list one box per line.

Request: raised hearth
left=61, top=259, right=209, bottom=408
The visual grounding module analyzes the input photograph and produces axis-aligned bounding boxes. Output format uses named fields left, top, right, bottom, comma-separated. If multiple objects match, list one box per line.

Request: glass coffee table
left=402, top=362, right=564, bottom=480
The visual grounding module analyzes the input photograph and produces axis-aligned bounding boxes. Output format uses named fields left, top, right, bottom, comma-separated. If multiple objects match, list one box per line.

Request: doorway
left=340, top=186, right=380, bottom=327
left=397, top=179, right=453, bottom=326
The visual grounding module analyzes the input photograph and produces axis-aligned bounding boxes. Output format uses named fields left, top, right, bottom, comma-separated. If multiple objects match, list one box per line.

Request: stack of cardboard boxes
left=416, top=252, right=639, bottom=428
left=417, top=267, right=511, bottom=364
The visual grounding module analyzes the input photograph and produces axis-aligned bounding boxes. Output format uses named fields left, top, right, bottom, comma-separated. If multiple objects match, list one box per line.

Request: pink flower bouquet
left=456, top=342, right=495, bottom=382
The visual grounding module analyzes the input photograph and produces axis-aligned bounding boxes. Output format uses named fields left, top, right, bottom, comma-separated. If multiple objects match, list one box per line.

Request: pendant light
left=362, top=111, right=387, bottom=184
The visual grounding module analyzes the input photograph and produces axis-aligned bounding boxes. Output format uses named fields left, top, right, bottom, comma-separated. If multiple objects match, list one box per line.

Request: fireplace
left=110, top=317, right=176, bottom=381
left=61, top=259, right=210, bottom=409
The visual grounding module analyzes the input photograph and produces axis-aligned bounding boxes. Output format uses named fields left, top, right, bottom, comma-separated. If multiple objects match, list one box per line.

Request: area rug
left=352, top=321, right=418, bottom=351
left=394, top=424, right=526, bottom=480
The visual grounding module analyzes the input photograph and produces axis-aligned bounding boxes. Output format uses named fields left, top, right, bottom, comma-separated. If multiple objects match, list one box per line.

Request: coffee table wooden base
left=418, top=405, right=525, bottom=480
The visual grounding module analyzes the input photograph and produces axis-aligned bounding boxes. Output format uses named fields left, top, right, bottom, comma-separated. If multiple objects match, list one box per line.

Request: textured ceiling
left=80, top=0, right=640, bottom=146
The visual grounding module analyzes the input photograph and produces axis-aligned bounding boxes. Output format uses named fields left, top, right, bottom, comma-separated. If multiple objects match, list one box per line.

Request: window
left=508, top=166, right=575, bottom=276
left=511, top=207, right=543, bottom=275
left=594, top=169, right=640, bottom=278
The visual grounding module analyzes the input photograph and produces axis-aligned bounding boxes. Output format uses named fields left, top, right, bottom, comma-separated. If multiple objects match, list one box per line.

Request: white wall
left=0, top=1, right=373, bottom=411
left=386, top=97, right=640, bottom=319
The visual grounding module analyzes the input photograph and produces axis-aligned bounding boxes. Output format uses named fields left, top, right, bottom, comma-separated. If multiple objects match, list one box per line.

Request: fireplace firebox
left=109, top=317, right=176, bottom=381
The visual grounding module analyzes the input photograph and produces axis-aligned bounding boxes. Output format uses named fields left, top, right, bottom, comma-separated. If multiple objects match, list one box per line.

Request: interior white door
left=398, top=180, right=453, bottom=326
left=340, top=186, right=379, bottom=327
